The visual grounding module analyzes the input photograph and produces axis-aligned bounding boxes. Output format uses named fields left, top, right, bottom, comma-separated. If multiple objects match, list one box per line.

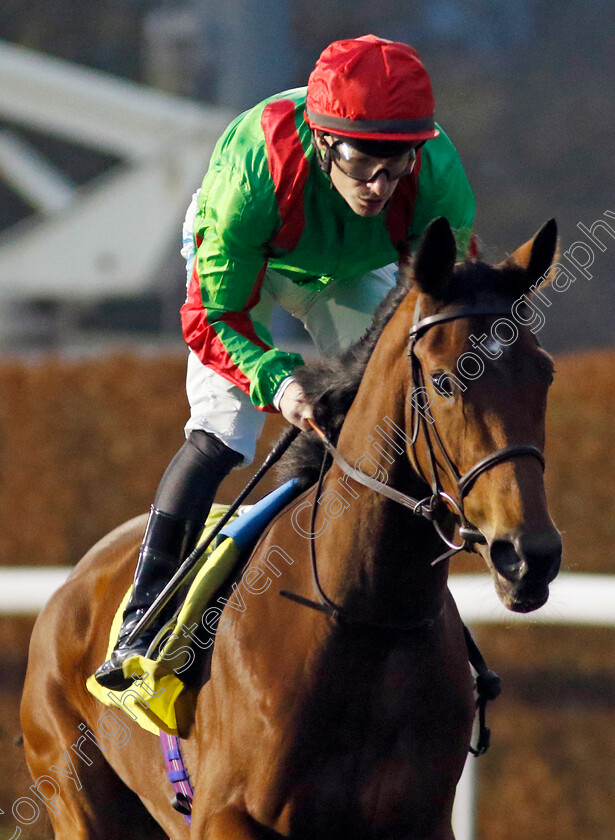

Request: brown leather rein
left=278, top=302, right=514, bottom=754
left=280, top=302, right=545, bottom=626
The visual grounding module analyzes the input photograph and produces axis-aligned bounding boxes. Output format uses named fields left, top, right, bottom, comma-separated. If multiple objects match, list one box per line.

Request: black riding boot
left=94, top=430, right=242, bottom=691
left=94, top=507, right=202, bottom=690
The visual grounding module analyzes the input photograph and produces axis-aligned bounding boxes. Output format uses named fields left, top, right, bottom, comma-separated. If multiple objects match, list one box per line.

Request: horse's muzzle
left=489, top=529, right=562, bottom=612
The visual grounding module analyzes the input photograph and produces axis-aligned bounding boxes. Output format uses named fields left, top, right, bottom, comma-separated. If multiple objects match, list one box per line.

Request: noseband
left=406, top=302, right=545, bottom=559
left=305, top=302, right=545, bottom=566
left=279, top=301, right=513, bottom=749
left=280, top=300, right=546, bottom=631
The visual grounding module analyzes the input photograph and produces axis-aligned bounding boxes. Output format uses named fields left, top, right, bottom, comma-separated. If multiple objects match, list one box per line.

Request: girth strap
left=160, top=732, right=193, bottom=823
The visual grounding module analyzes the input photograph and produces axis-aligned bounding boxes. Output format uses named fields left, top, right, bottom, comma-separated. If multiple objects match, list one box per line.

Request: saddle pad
left=86, top=479, right=300, bottom=735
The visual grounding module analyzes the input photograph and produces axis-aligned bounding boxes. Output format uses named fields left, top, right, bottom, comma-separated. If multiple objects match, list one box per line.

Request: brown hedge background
left=0, top=348, right=613, bottom=839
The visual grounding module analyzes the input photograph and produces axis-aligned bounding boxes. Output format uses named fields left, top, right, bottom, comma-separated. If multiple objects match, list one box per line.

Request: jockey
left=95, top=34, right=476, bottom=690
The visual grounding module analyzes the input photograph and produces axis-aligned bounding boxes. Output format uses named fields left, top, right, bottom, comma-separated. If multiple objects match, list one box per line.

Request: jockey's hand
left=279, top=381, right=313, bottom=430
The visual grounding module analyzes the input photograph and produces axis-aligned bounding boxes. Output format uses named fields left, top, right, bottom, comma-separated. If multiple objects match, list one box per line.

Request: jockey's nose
left=368, top=172, right=390, bottom=195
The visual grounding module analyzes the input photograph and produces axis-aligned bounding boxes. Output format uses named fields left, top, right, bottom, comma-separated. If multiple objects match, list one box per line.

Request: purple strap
left=160, top=731, right=193, bottom=825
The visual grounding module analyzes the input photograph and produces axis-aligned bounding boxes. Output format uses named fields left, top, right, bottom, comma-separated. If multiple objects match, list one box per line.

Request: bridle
left=280, top=300, right=545, bottom=628
left=405, top=301, right=545, bottom=560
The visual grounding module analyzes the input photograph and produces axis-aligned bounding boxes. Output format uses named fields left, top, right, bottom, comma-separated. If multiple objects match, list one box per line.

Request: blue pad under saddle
left=219, top=478, right=301, bottom=554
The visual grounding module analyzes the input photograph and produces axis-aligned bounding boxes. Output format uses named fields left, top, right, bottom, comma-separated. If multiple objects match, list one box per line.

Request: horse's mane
left=276, top=256, right=533, bottom=489
left=276, top=270, right=412, bottom=488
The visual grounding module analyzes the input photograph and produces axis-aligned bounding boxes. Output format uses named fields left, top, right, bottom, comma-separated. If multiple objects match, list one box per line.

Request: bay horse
left=21, top=217, right=562, bottom=840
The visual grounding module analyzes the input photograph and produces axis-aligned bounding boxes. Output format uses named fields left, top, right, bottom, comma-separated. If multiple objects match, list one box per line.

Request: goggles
left=328, top=140, right=417, bottom=183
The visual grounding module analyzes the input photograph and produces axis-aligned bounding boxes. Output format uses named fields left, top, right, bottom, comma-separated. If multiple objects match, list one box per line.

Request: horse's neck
left=315, top=294, right=449, bottom=624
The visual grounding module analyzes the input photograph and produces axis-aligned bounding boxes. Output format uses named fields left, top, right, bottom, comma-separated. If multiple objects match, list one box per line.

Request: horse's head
left=407, top=217, right=562, bottom=612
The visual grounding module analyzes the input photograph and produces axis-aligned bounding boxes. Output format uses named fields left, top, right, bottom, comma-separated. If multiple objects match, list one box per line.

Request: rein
left=281, top=448, right=443, bottom=632
left=279, top=301, right=528, bottom=759
left=281, top=300, right=546, bottom=624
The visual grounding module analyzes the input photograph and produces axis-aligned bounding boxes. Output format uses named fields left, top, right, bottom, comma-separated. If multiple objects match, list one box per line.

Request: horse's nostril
left=524, top=552, right=561, bottom=584
left=490, top=539, right=527, bottom=582
left=517, top=531, right=562, bottom=584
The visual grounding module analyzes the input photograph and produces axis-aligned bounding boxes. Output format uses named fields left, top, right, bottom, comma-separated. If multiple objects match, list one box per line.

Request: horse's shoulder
left=35, top=516, right=146, bottom=643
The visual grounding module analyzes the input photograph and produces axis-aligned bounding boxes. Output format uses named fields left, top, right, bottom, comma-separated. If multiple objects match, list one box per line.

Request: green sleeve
left=185, top=156, right=304, bottom=409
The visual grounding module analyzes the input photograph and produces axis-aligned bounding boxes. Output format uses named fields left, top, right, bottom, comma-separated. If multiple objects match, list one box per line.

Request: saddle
left=86, top=479, right=301, bottom=736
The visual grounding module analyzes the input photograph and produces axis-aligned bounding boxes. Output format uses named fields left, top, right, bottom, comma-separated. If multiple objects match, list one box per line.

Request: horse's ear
left=413, top=217, right=457, bottom=298
left=500, top=219, right=559, bottom=287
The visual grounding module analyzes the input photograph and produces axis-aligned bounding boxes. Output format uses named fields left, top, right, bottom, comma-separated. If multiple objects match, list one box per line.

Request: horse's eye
left=431, top=372, right=455, bottom=398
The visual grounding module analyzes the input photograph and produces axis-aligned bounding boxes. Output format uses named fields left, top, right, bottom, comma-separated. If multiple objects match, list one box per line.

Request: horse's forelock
left=422, top=260, right=533, bottom=306
left=276, top=253, right=533, bottom=488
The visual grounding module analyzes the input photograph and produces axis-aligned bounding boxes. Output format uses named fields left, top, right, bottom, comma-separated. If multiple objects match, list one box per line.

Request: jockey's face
left=315, top=133, right=410, bottom=217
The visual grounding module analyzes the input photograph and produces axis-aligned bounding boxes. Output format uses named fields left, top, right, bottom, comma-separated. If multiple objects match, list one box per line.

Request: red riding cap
left=306, top=34, right=440, bottom=143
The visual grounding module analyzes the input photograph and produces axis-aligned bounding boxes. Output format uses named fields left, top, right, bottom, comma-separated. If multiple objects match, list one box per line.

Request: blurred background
left=1, top=0, right=614, bottom=352
left=0, top=2, right=613, bottom=838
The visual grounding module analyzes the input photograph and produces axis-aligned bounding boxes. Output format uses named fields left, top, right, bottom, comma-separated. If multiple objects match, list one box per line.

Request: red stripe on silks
left=180, top=260, right=276, bottom=409
left=244, top=260, right=268, bottom=312
left=261, top=100, right=309, bottom=252
left=385, top=148, right=421, bottom=259
left=220, top=311, right=271, bottom=353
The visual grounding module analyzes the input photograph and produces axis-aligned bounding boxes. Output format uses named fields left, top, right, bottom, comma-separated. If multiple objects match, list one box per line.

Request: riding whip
left=123, top=424, right=301, bottom=648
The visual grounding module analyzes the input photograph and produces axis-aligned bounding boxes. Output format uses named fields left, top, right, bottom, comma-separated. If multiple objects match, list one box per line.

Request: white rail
left=0, top=566, right=73, bottom=613
left=4, top=569, right=612, bottom=621
left=450, top=573, right=615, bottom=840
left=2, top=569, right=612, bottom=840
left=450, top=572, right=615, bottom=626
